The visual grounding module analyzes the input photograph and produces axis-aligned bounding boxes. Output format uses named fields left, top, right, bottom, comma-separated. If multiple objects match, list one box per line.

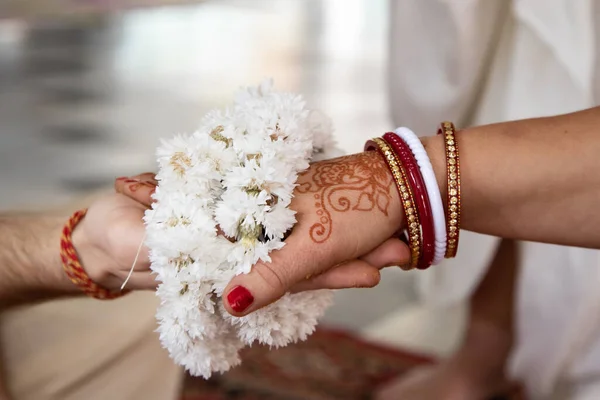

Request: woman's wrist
left=368, top=150, right=406, bottom=233
left=365, top=133, right=449, bottom=266
left=421, top=134, right=448, bottom=216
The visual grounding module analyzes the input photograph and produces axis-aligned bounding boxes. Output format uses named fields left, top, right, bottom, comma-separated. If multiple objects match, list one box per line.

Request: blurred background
left=0, top=0, right=391, bottom=208
left=0, top=1, right=465, bottom=398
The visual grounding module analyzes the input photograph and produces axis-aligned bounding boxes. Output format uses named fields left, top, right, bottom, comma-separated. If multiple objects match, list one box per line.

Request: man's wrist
left=49, top=217, right=79, bottom=294
left=71, top=215, right=115, bottom=290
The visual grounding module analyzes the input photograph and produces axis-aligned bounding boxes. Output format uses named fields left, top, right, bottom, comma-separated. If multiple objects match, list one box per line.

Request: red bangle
left=60, top=209, right=128, bottom=300
left=365, top=138, right=420, bottom=270
left=383, top=133, right=435, bottom=269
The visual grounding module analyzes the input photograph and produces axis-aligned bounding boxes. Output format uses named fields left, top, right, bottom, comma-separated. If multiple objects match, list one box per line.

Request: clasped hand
left=77, top=152, right=409, bottom=315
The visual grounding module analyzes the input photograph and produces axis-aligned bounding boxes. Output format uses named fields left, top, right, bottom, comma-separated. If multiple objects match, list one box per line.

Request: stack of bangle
left=365, top=123, right=461, bottom=270
left=365, top=137, right=421, bottom=270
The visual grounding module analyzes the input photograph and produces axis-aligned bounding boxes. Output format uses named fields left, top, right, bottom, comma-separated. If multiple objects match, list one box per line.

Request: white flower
left=223, top=290, right=333, bottom=347
left=145, top=79, right=344, bottom=378
left=262, top=203, right=297, bottom=240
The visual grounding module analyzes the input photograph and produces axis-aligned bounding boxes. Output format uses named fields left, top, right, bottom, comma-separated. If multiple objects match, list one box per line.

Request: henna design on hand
left=297, top=151, right=393, bottom=243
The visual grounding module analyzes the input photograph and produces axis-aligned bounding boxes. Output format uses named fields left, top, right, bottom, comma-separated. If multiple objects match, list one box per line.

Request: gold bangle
left=370, top=138, right=421, bottom=270
left=439, top=122, right=461, bottom=258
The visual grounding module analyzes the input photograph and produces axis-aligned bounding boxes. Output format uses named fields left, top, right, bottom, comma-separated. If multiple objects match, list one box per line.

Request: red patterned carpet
left=182, top=328, right=525, bottom=400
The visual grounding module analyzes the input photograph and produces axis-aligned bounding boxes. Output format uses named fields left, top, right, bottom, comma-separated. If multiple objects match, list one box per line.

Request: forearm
left=422, top=106, right=600, bottom=248
left=0, top=213, right=79, bottom=307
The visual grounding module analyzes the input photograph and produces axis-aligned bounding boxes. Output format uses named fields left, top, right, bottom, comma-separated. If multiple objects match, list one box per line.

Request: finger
left=220, top=235, right=407, bottom=317
left=115, top=173, right=157, bottom=207
left=115, top=173, right=157, bottom=190
left=290, top=238, right=409, bottom=292
left=291, top=260, right=381, bottom=292
left=359, top=237, right=411, bottom=269
left=222, top=235, right=325, bottom=317
left=222, top=259, right=290, bottom=317
left=114, top=172, right=157, bottom=191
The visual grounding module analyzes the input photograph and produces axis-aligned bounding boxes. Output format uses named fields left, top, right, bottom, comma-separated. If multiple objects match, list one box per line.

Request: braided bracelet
left=60, top=209, right=127, bottom=300
left=393, top=127, right=447, bottom=265
left=383, top=132, right=435, bottom=270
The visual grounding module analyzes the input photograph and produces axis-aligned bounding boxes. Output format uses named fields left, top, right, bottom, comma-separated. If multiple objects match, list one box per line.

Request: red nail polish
left=227, top=286, right=254, bottom=313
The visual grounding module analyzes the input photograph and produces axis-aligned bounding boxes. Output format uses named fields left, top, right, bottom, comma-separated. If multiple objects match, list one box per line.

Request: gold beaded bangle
left=370, top=137, right=421, bottom=270
left=439, top=122, right=461, bottom=258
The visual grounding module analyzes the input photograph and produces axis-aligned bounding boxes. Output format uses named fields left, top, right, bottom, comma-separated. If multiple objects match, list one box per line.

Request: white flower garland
left=145, top=80, right=341, bottom=377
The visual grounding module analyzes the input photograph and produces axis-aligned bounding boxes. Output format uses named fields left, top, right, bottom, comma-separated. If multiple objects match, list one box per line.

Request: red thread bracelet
left=60, top=209, right=128, bottom=300
left=383, top=133, right=435, bottom=269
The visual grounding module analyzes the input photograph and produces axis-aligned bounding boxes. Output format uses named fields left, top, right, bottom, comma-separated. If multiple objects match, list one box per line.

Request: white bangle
left=393, top=127, right=447, bottom=265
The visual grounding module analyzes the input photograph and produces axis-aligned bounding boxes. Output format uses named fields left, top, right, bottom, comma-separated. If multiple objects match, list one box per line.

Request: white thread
left=394, top=127, right=447, bottom=265
left=121, top=231, right=147, bottom=290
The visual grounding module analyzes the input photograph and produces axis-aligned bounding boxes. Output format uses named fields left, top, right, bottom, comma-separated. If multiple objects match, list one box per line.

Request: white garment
left=389, top=1, right=600, bottom=399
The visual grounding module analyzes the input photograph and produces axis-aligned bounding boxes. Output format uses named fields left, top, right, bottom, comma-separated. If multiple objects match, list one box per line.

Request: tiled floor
left=0, top=0, right=460, bottom=353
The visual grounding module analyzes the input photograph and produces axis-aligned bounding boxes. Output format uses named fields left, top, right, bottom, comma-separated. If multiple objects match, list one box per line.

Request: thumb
left=222, top=236, right=327, bottom=316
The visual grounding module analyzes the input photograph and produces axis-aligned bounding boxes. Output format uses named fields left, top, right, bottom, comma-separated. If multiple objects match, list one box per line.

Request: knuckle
left=253, top=261, right=289, bottom=292
left=340, top=234, right=362, bottom=262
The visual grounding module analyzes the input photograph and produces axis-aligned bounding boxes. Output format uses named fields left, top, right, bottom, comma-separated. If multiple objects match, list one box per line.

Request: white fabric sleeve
left=388, top=0, right=510, bottom=134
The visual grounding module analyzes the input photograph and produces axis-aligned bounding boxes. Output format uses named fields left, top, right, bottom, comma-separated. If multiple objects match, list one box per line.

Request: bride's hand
left=222, top=151, right=407, bottom=315
left=115, top=153, right=409, bottom=312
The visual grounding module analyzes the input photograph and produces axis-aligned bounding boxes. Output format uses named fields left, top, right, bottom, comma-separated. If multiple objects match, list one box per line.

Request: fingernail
left=124, top=178, right=140, bottom=183
left=398, top=263, right=412, bottom=271
left=141, top=180, right=158, bottom=188
left=227, top=286, right=254, bottom=313
left=385, top=260, right=409, bottom=268
left=116, top=176, right=129, bottom=181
